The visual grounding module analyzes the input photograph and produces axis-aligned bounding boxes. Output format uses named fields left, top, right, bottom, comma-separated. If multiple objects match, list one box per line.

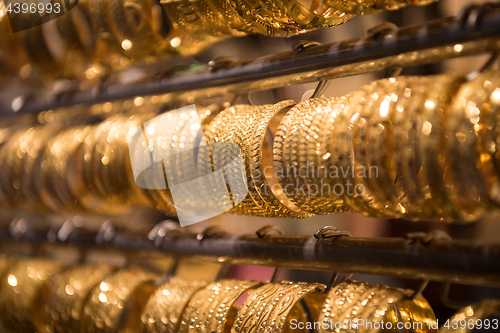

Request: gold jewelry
left=82, top=268, right=160, bottom=333
left=417, top=73, right=466, bottom=221
left=178, top=279, right=262, bottom=333
left=140, top=278, right=206, bottom=333
left=444, top=71, right=500, bottom=219
left=43, top=265, right=113, bottom=333
left=0, top=259, right=64, bottom=333
left=467, top=70, right=500, bottom=209
left=349, top=81, right=397, bottom=217
left=244, top=101, right=312, bottom=217
left=232, top=281, right=326, bottom=333
left=440, top=300, right=500, bottom=333
left=317, top=280, right=438, bottom=333
left=275, top=97, right=357, bottom=214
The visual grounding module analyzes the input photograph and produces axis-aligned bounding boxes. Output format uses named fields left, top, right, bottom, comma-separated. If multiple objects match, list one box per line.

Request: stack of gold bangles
left=0, top=256, right=447, bottom=333
left=1, top=71, right=500, bottom=222
left=0, top=0, right=436, bottom=80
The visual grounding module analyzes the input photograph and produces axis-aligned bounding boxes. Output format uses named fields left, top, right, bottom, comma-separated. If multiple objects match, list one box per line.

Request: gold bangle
left=275, top=97, right=355, bottom=214
left=244, top=101, right=312, bottom=218
left=439, top=300, right=500, bottom=333
left=391, top=76, right=433, bottom=218
left=232, top=281, right=326, bottom=333
left=42, top=265, right=113, bottom=333
left=0, top=259, right=64, bottom=333
left=417, top=73, right=466, bottom=221
left=82, top=268, right=160, bottom=333
left=469, top=70, right=500, bottom=209
left=349, top=81, right=397, bottom=217
left=364, top=78, right=407, bottom=216
left=140, top=278, right=206, bottom=333
left=178, top=279, right=262, bottom=333
left=317, top=280, right=438, bottom=333
left=445, top=71, right=500, bottom=218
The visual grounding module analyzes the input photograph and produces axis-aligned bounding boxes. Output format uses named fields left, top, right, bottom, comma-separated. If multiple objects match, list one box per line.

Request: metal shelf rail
left=2, top=2, right=500, bottom=115
left=0, top=221, right=499, bottom=288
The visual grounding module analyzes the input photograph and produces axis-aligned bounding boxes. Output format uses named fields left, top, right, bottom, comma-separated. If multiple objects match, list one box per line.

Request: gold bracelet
left=445, top=71, right=500, bottom=219
left=42, top=265, right=113, bottom=333
left=275, top=97, right=356, bottom=214
left=232, top=281, right=326, bottom=333
left=349, top=81, right=398, bottom=218
left=317, top=280, right=437, bottom=333
left=439, top=300, right=500, bottom=333
left=391, top=76, right=433, bottom=218
left=0, top=259, right=64, bottom=333
left=469, top=70, right=500, bottom=209
left=178, top=279, right=262, bottom=333
left=244, top=101, right=312, bottom=217
left=417, top=73, right=466, bottom=221
left=82, top=268, right=160, bottom=333
left=140, top=278, right=206, bottom=333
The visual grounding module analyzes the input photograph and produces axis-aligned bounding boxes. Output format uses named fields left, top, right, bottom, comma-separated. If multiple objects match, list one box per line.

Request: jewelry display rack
left=1, top=1, right=500, bottom=321
left=1, top=2, right=500, bottom=115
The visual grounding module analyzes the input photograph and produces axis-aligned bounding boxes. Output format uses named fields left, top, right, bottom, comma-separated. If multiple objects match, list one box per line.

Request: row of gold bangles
left=1, top=254, right=493, bottom=333
left=0, top=0, right=436, bottom=80
left=1, top=70, right=500, bottom=222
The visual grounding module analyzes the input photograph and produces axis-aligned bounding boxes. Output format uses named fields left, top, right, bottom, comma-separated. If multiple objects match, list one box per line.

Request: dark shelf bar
left=1, top=226, right=499, bottom=287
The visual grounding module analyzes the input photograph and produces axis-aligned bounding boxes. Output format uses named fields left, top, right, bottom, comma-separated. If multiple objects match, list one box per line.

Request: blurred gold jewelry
left=140, top=278, right=206, bottom=333
left=0, top=253, right=11, bottom=278
left=0, top=259, right=64, bottom=333
left=43, top=265, right=113, bottom=333
left=350, top=81, right=398, bottom=218
left=418, top=73, right=465, bottom=220
left=178, top=279, right=263, bottom=333
left=445, top=71, right=500, bottom=219
left=82, top=268, right=160, bottom=333
left=232, top=281, right=326, bottom=333
left=324, top=0, right=436, bottom=15
left=468, top=71, right=500, bottom=208
left=317, top=280, right=438, bottom=333
left=439, top=300, right=500, bottom=333
left=391, top=76, right=433, bottom=218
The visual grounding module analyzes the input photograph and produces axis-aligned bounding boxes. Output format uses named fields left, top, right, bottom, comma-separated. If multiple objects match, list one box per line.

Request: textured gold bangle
left=42, top=265, right=113, bottom=333
left=140, top=278, right=206, bottom=333
left=317, top=280, right=437, bottom=333
left=244, top=101, right=312, bottom=218
left=391, top=76, right=431, bottom=218
left=0, top=259, right=64, bottom=333
left=275, top=97, right=356, bottom=214
left=418, top=73, right=466, bottom=221
left=350, top=81, right=397, bottom=218
left=178, top=279, right=263, bottom=333
left=232, top=281, right=326, bottom=333
left=439, top=300, right=500, bottom=333
left=82, top=268, right=160, bottom=333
